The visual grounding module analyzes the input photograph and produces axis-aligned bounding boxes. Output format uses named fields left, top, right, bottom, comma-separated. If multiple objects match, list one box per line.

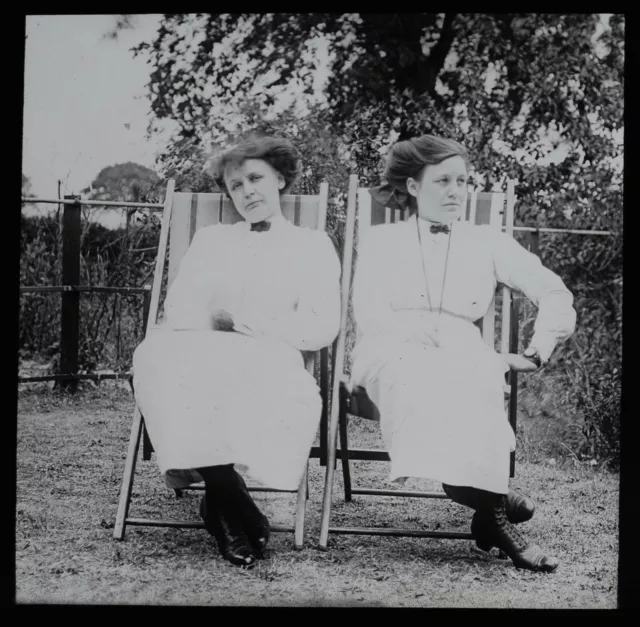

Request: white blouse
left=351, top=215, right=576, bottom=381
left=162, top=215, right=341, bottom=353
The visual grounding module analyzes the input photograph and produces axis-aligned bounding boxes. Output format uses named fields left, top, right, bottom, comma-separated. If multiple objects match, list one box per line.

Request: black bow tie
left=250, top=220, right=271, bottom=232
left=430, top=223, right=450, bottom=234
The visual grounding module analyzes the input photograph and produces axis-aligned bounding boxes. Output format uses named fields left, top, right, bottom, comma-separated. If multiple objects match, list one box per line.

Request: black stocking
left=196, top=464, right=269, bottom=553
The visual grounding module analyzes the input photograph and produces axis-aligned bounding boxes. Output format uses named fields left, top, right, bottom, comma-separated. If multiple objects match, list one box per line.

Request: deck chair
left=114, top=179, right=332, bottom=549
left=318, top=174, right=520, bottom=549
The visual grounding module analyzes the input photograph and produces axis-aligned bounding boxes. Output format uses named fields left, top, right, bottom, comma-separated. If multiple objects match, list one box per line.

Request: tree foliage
left=134, top=14, right=623, bottom=217
left=22, top=174, right=34, bottom=197
left=81, top=161, right=164, bottom=204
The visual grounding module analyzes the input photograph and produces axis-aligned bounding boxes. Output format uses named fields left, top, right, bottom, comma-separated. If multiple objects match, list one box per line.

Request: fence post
left=58, top=195, right=81, bottom=393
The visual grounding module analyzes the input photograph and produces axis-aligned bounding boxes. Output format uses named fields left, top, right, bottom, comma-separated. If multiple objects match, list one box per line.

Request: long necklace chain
left=415, top=217, right=453, bottom=339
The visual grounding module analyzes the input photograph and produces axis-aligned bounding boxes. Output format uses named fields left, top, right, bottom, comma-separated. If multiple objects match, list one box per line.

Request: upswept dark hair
left=209, top=135, right=302, bottom=195
left=385, top=135, right=469, bottom=212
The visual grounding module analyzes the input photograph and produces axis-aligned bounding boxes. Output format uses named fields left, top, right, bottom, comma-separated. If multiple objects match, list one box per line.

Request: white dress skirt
left=359, top=322, right=516, bottom=494
left=351, top=216, right=576, bottom=494
left=132, top=217, right=341, bottom=491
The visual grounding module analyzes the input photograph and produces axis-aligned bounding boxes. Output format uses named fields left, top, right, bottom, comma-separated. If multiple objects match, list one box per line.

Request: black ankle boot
left=199, top=494, right=256, bottom=568
left=471, top=499, right=559, bottom=573
left=226, top=471, right=271, bottom=556
left=505, top=490, right=535, bottom=524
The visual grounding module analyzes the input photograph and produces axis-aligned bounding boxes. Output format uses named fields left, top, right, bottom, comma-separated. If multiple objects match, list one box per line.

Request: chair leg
left=319, top=347, right=330, bottom=467
left=508, top=369, right=518, bottom=479
left=294, top=461, right=308, bottom=550
left=509, top=295, right=520, bottom=479
left=306, top=467, right=310, bottom=500
left=318, top=389, right=342, bottom=550
left=113, top=408, right=143, bottom=540
left=142, top=420, right=153, bottom=462
left=338, top=396, right=353, bottom=502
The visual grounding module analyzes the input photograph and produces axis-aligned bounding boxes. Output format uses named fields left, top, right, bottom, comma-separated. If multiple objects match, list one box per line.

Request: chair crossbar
left=124, top=518, right=294, bottom=533
left=325, top=527, right=474, bottom=540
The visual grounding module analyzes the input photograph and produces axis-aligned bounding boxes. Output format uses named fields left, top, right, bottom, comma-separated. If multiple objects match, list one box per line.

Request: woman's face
left=224, top=158, right=285, bottom=223
left=407, top=156, right=468, bottom=224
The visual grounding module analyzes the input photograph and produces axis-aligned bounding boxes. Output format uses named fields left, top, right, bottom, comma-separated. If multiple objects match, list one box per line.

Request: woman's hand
left=210, top=309, right=235, bottom=332
left=502, top=352, right=541, bottom=372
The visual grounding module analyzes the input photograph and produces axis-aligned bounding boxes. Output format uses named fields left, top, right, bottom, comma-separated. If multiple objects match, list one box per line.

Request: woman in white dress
left=133, top=137, right=341, bottom=568
left=351, top=135, right=576, bottom=573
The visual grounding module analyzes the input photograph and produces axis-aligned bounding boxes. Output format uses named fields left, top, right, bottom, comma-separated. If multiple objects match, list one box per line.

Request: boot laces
left=494, top=503, right=528, bottom=552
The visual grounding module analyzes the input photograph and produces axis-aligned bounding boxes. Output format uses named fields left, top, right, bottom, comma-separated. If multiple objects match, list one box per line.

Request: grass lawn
left=16, top=385, right=618, bottom=607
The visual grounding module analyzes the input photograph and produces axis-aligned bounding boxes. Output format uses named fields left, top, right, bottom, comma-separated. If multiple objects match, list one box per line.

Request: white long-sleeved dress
left=351, top=215, right=576, bottom=494
left=132, top=216, right=341, bottom=491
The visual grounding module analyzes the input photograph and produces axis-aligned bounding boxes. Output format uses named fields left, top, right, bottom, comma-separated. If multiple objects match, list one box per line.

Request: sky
left=22, top=15, right=167, bottom=200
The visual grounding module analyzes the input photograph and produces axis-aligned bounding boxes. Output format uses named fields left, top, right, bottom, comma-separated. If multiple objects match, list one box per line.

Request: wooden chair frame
left=318, top=174, right=520, bottom=549
left=114, top=180, right=332, bottom=550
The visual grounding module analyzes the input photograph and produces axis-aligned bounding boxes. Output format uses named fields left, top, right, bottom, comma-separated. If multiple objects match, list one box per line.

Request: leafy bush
left=19, top=211, right=160, bottom=374
left=574, top=367, right=620, bottom=470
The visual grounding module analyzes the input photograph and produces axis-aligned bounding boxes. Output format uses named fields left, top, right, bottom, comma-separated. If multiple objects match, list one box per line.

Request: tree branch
left=422, top=14, right=457, bottom=96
